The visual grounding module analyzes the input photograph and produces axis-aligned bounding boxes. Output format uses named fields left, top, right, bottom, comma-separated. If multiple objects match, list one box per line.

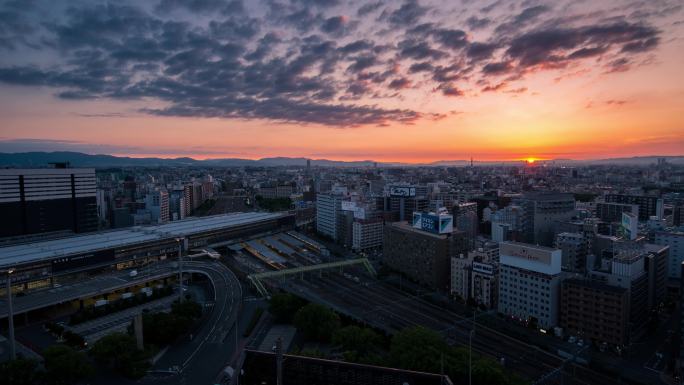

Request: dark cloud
left=433, top=28, right=468, bottom=49
left=466, top=16, right=491, bottom=30
left=357, top=1, right=383, bottom=17
left=321, top=16, right=351, bottom=36
left=506, top=22, right=660, bottom=69
left=495, top=5, right=550, bottom=35
left=388, top=0, right=427, bottom=26
left=339, top=39, right=373, bottom=54
left=155, top=0, right=244, bottom=15
left=408, top=61, right=433, bottom=73
left=388, top=77, right=411, bottom=89
left=397, top=39, right=446, bottom=60
left=438, top=83, right=463, bottom=97
left=466, top=42, right=498, bottom=61
left=482, top=61, right=513, bottom=75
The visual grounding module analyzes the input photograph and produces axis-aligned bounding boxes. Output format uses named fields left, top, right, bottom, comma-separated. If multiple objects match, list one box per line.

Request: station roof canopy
left=0, top=212, right=288, bottom=268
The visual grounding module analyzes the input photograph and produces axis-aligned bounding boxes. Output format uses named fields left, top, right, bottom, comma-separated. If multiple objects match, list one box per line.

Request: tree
left=293, top=303, right=340, bottom=342
left=389, top=326, right=449, bottom=374
left=90, top=333, right=150, bottom=379
left=43, top=345, right=94, bottom=385
left=389, top=326, right=520, bottom=385
left=0, top=358, right=42, bottom=385
left=332, top=325, right=382, bottom=358
left=269, top=293, right=306, bottom=323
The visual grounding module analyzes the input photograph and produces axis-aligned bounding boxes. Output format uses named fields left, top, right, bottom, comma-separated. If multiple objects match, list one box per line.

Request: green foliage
left=255, top=196, right=292, bottom=212
left=293, top=303, right=340, bottom=342
left=43, top=345, right=94, bottom=385
left=90, top=333, right=150, bottom=379
left=141, top=300, right=202, bottom=347
left=0, top=358, right=42, bottom=385
left=269, top=293, right=307, bottom=323
left=332, top=325, right=383, bottom=362
left=389, top=326, right=519, bottom=385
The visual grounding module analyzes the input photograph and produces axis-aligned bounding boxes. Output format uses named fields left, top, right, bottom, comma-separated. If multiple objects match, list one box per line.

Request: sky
left=0, top=0, right=683, bottom=163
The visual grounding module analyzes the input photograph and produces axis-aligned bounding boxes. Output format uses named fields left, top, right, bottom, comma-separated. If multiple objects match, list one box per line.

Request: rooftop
left=0, top=212, right=288, bottom=268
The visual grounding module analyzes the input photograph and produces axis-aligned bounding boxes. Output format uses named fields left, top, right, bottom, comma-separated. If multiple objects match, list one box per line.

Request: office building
left=655, top=231, right=684, bottom=279
left=596, top=202, right=639, bottom=223
left=316, top=193, right=343, bottom=241
left=145, top=189, right=170, bottom=223
left=450, top=254, right=471, bottom=300
left=515, top=192, right=575, bottom=246
left=560, top=278, right=630, bottom=346
left=0, top=167, right=98, bottom=237
left=491, top=205, right=523, bottom=243
left=605, top=194, right=663, bottom=221
left=384, top=218, right=468, bottom=291
left=352, top=218, right=383, bottom=252
left=554, top=232, right=588, bottom=273
left=471, top=260, right=498, bottom=309
left=497, top=242, right=563, bottom=329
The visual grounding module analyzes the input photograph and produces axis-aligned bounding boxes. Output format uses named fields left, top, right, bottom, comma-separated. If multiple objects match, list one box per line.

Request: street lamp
left=4, top=268, right=16, bottom=360
left=175, top=238, right=184, bottom=303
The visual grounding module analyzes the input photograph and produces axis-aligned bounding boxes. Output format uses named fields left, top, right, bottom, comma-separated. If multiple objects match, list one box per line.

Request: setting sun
left=526, top=158, right=537, bottom=164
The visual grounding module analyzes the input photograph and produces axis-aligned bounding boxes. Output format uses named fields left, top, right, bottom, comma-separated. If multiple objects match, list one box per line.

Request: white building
left=145, top=190, right=169, bottom=223
left=497, top=242, right=562, bottom=329
left=352, top=219, right=383, bottom=252
left=655, top=231, right=684, bottom=279
left=316, top=193, right=343, bottom=240
left=471, top=261, right=498, bottom=309
left=450, top=254, right=471, bottom=300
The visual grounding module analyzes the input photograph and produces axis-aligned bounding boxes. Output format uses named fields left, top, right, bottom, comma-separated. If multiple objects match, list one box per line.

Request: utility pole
left=275, top=337, right=283, bottom=385
left=5, top=268, right=16, bottom=360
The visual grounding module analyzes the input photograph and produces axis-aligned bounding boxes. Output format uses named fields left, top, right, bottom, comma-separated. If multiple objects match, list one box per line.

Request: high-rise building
left=453, top=202, right=478, bottom=246
left=560, top=278, right=630, bottom=347
left=554, top=232, right=588, bottom=273
left=497, top=242, right=563, bottom=329
left=145, top=189, right=170, bottom=223
left=514, top=192, right=575, bottom=246
left=316, top=193, right=343, bottom=241
left=655, top=231, right=684, bottom=279
left=384, top=220, right=468, bottom=291
left=604, top=194, right=663, bottom=221
left=0, top=167, right=97, bottom=237
left=491, top=205, right=523, bottom=243
left=596, top=202, right=640, bottom=223
left=352, top=218, right=383, bottom=252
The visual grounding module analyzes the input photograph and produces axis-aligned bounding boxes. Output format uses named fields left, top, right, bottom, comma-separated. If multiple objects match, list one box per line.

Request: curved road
left=148, top=259, right=243, bottom=385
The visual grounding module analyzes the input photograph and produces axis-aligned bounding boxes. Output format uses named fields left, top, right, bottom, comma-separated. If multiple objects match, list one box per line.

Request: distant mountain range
left=0, top=151, right=682, bottom=168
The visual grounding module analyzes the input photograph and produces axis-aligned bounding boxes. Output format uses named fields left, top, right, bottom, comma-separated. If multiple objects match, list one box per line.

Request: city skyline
left=1, top=0, right=683, bottom=162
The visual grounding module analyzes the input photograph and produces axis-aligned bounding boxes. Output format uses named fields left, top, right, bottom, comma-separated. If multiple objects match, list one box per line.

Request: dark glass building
left=0, top=167, right=98, bottom=237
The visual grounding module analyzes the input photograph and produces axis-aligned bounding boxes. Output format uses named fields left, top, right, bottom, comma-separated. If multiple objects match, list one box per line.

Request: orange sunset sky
left=0, top=0, right=682, bottom=162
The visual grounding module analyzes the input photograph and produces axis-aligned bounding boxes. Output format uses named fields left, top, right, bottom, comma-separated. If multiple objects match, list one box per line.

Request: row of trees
left=137, top=299, right=203, bottom=346
left=0, top=345, right=93, bottom=385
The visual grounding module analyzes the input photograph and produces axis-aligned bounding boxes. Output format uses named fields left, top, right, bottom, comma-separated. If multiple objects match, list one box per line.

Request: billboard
left=472, top=262, right=495, bottom=275
left=390, top=186, right=416, bottom=197
left=500, top=242, right=553, bottom=265
left=412, top=212, right=453, bottom=234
